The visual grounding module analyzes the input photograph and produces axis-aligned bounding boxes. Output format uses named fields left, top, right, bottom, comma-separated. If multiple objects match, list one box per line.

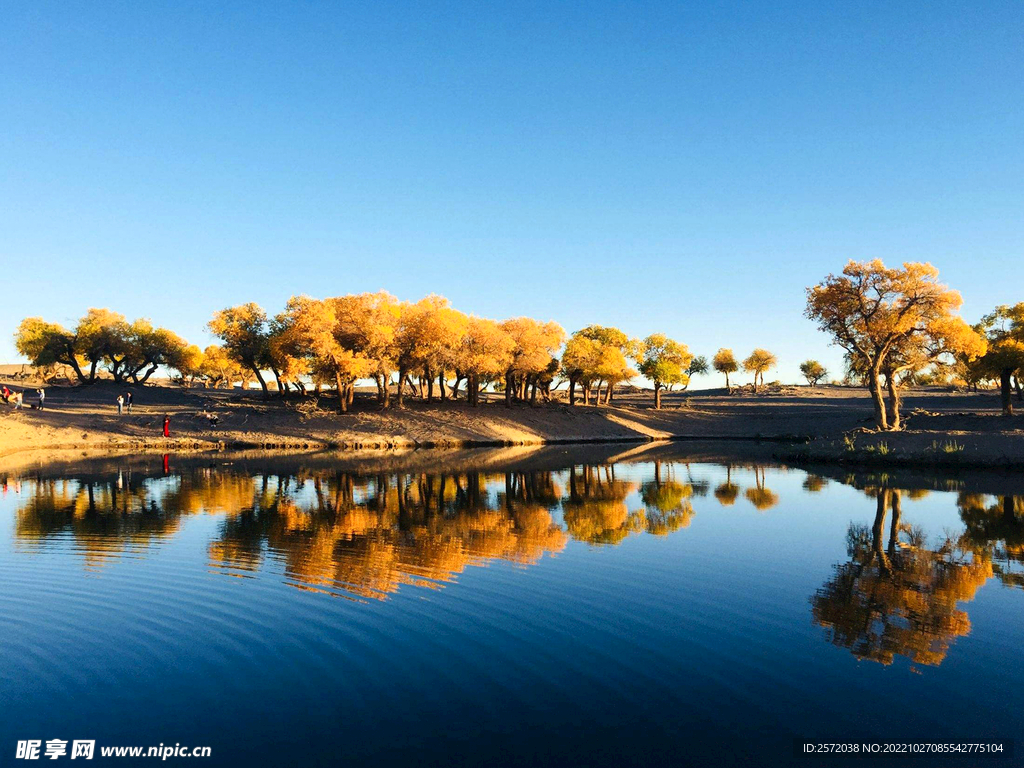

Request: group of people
left=1, top=383, right=175, bottom=438
left=115, top=391, right=134, bottom=415
left=1, top=386, right=44, bottom=410
left=113, top=392, right=171, bottom=437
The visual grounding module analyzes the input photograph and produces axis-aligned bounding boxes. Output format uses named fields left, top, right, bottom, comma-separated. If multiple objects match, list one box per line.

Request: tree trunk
left=396, top=366, right=407, bottom=408
left=889, top=489, right=902, bottom=556
left=272, top=367, right=286, bottom=398
left=505, top=373, right=513, bottom=407
left=872, top=489, right=891, bottom=575
left=136, top=363, right=159, bottom=384
left=607, top=381, right=615, bottom=403
left=725, top=372, right=730, bottom=390
left=1001, top=368, right=1014, bottom=416
left=425, top=370, right=434, bottom=402
left=868, top=364, right=888, bottom=430
left=334, top=371, right=348, bottom=413
left=885, top=373, right=901, bottom=430
left=654, top=382, right=661, bottom=409
left=381, top=375, right=390, bottom=408
left=253, top=367, right=269, bottom=397
left=568, top=377, right=576, bottom=406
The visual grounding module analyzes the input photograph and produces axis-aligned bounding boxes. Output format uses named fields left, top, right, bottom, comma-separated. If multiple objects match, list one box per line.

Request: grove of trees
left=13, top=259, right=1022, bottom=423
left=15, top=294, right=709, bottom=412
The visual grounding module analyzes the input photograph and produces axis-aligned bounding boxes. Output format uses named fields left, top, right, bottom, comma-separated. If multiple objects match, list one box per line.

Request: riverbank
left=1, top=380, right=1021, bottom=467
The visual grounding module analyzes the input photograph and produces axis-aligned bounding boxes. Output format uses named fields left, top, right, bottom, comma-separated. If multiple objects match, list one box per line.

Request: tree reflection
left=802, top=475, right=827, bottom=493
left=958, top=493, right=1024, bottom=590
left=812, top=488, right=992, bottom=668
left=744, top=467, right=779, bottom=511
left=562, top=464, right=642, bottom=544
left=640, top=462, right=696, bottom=535
left=14, top=472, right=182, bottom=569
left=714, top=465, right=740, bottom=506
left=209, top=470, right=569, bottom=599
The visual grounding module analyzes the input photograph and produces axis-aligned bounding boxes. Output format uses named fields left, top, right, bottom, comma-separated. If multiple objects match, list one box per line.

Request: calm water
left=2, top=446, right=1022, bottom=767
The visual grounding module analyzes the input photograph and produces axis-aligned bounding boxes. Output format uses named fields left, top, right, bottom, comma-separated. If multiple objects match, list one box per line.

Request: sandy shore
left=1, top=380, right=1022, bottom=468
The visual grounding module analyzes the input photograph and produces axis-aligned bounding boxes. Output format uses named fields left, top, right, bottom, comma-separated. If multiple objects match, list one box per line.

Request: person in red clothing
left=163, top=415, right=170, bottom=437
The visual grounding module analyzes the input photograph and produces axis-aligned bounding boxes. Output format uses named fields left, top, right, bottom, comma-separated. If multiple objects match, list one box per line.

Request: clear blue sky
left=2, top=1, right=1022, bottom=386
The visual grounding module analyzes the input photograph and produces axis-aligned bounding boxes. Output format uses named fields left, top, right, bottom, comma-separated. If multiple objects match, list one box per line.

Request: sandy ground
left=1, top=379, right=1022, bottom=467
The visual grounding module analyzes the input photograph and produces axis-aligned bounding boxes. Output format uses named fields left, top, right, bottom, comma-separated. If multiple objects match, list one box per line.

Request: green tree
left=799, top=359, right=828, bottom=385
left=14, top=318, right=87, bottom=383
left=637, top=334, right=692, bottom=409
left=207, top=303, right=272, bottom=395
left=678, top=355, right=708, bottom=391
left=976, top=304, right=1024, bottom=415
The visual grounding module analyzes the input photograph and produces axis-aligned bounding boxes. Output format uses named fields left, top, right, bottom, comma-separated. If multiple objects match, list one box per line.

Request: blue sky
left=2, top=1, right=1022, bottom=386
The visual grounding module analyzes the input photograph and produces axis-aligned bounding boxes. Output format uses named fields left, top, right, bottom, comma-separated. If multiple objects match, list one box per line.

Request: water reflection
left=6, top=455, right=1024, bottom=670
left=958, top=493, right=1024, bottom=590
left=209, top=470, right=569, bottom=599
left=811, top=488, right=992, bottom=669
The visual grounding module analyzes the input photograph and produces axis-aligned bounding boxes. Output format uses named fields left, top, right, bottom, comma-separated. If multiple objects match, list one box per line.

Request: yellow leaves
left=744, top=486, right=779, bottom=511
left=285, top=296, right=373, bottom=382
left=806, top=260, right=966, bottom=361
left=200, top=345, right=242, bottom=385
left=175, top=344, right=205, bottom=379
left=561, top=335, right=603, bottom=380
left=330, top=291, right=403, bottom=373
left=399, top=294, right=470, bottom=371
left=712, top=348, right=738, bottom=375
left=926, top=315, right=987, bottom=360
left=636, top=333, right=691, bottom=387
left=742, top=348, right=777, bottom=374
left=458, top=316, right=514, bottom=377
left=502, top=317, right=565, bottom=376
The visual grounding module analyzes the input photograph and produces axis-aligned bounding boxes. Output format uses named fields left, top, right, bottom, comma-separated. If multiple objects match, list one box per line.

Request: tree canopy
left=712, top=348, right=738, bottom=390
left=799, top=359, right=828, bottom=386
left=742, top=348, right=777, bottom=393
left=806, top=260, right=985, bottom=429
left=636, top=334, right=692, bottom=409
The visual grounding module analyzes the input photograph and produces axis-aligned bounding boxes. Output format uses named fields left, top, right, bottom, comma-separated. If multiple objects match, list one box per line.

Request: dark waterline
left=2, top=447, right=1022, bottom=767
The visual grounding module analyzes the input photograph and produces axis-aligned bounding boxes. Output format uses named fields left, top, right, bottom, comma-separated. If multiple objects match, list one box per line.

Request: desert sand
left=1, top=377, right=1022, bottom=468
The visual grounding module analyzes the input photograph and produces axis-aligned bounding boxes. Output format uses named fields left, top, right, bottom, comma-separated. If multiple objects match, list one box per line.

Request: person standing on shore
left=163, top=415, right=170, bottom=437
left=1, top=386, right=9, bottom=404
left=116, top=394, right=124, bottom=415
left=14, top=391, right=23, bottom=410
left=126, top=391, right=134, bottom=414
left=36, top=388, right=45, bottom=410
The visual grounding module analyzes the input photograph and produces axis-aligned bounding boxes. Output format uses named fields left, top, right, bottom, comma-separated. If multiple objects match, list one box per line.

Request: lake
left=1, top=445, right=1021, bottom=766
